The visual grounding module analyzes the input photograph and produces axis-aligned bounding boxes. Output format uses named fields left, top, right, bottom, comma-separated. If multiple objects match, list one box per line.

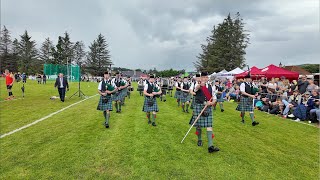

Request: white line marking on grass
left=0, top=94, right=98, bottom=139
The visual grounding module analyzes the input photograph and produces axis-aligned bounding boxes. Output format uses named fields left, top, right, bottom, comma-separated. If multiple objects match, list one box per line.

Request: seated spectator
left=269, top=98, right=284, bottom=115
left=309, top=100, right=320, bottom=123
left=307, top=79, right=318, bottom=93
left=227, top=85, right=240, bottom=102
left=268, top=78, right=277, bottom=92
left=284, top=90, right=301, bottom=118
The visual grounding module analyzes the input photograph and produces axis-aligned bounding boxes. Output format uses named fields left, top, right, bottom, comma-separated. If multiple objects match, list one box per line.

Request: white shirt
left=268, top=82, right=277, bottom=90
left=240, top=82, right=252, bottom=93
left=144, top=82, right=160, bottom=91
left=180, top=82, right=190, bottom=90
left=98, top=79, right=116, bottom=91
left=175, top=82, right=181, bottom=88
left=111, top=78, right=126, bottom=88
left=60, top=78, right=63, bottom=88
left=190, top=82, right=198, bottom=91
left=143, top=79, right=148, bottom=86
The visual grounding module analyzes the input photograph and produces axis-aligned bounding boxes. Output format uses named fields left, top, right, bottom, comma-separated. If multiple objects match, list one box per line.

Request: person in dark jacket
left=54, top=73, right=69, bottom=102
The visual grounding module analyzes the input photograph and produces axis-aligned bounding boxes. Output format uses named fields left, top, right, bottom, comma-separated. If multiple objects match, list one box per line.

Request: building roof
left=283, top=66, right=311, bottom=75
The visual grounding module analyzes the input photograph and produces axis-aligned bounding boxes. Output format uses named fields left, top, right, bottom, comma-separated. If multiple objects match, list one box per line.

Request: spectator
left=268, top=78, right=277, bottom=94
left=37, top=74, right=42, bottom=84
left=285, top=90, right=302, bottom=118
left=306, top=79, right=318, bottom=93
left=22, top=73, right=27, bottom=83
left=297, top=75, right=309, bottom=94
left=43, top=74, right=47, bottom=84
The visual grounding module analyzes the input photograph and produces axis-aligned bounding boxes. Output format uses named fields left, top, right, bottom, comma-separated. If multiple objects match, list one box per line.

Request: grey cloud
left=2, top=0, right=319, bottom=71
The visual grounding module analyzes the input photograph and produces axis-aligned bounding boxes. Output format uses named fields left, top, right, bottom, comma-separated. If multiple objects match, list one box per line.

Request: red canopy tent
left=260, top=64, right=299, bottom=81
left=235, top=66, right=264, bottom=79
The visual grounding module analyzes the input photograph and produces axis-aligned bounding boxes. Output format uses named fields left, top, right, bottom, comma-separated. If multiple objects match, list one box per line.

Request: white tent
left=224, top=67, right=244, bottom=76
left=216, top=68, right=244, bottom=80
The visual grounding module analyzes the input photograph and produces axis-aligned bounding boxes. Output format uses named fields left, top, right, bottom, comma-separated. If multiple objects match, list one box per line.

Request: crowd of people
left=3, top=68, right=319, bottom=153
left=135, top=74, right=319, bottom=124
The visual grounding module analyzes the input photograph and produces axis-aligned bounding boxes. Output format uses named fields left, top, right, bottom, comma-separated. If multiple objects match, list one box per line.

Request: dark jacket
left=55, top=77, right=69, bottom=89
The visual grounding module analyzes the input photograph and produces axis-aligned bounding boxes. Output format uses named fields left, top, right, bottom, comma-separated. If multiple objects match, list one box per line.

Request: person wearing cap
left=120, top=74, right=129, bottom=106
left=97, top=72, right=117, bottom=128
left=143, top=75, right=162, bottom=126
left=160, top=77, right=168, bottom=102
left=138, top=78, right=144, bottom=96
left=180, top=76, right=192, bottom=113
left=190, top=73, right=201, bottom=109
left=190, top=72, right=219, bottom=153
left=112, top=72, right=127, bottom=113
left=174, top=77, right=182, bottom=107
left=236, top=73, right=260, bottom=126
left=214, top=80, right=225, bottom=112
left=168, top=78, right=174, bottom=97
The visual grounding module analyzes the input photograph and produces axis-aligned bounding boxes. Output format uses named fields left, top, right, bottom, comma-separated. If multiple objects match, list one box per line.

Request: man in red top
left=5, top=69, right=15, bottom=100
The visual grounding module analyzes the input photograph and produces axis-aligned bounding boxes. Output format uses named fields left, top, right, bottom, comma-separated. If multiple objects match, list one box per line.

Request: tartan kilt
left=97, top=96, right=113, bottom=111
left=190, top=103, right=213, bottom=127
left=142, top=97, right=159, bottom=112
left=180, top=92, right=191, bottom=103
left=236, top=96, right=254, bottom=112
left=123, top=88, right=128, bottom=97
left=174, top=91, right=181, bottom=99
left=191, top=96, right=196, bottom=109
left=112, top=91, right=122, bottom=101
left=216, top=94, right=224, bottom=102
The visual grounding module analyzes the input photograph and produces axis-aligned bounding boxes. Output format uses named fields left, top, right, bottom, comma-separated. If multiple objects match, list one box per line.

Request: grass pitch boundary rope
left=0, top=94, right=98, bottom=139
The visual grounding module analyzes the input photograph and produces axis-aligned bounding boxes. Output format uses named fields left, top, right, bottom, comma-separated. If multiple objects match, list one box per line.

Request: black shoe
left=152, top=122, right=157, bottom=126
left=105, top=124, right=109, bottom=128
left=208, top=146, right=220, bottom=153
left=186, top=110, right=189, bottom=113
left=197, top=140, right=203, bottom=146
left=148, top=120, right=151, bottom=124
left=252, top=121, right=260, bottom=126
left=221, top=109, right=224, bottom=112
left=164, top=100, right=166, bottom=102
left=241, top=120, right=245, bottom=124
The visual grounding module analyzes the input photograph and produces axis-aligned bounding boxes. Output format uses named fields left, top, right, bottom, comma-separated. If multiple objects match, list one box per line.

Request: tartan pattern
left=142, top=97, right=159, bottom=112
left=113, top=90, right=124, bottom=101
left=190, top=103, right=213, bottom=127
left=97, top=95, right=113, bottom=111
left=216, top=94, right=224, bottom=102
left=174, top=91, right=181, bottom=99
left=236, top=96, right=254, bottom=112
left=191, top=96, right=196, bottom=109
left=122, top=88, right=128, bottom=97
left=180, top=92, right=191, bottom=103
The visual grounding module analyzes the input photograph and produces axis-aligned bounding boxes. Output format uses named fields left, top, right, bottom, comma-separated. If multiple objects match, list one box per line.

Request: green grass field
left=0, top=79, right=319, bottom=179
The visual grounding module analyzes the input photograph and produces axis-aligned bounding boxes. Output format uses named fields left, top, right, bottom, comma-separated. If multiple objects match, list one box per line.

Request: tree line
left=0, top=26, right=112, bottom=76
left=195, top=12, right=250, bottom=73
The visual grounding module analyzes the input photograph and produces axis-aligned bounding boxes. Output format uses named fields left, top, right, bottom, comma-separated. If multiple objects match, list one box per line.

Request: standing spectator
left=297, top=75, right=309, bottom=94
left=43, top=74, right=47, bottom=84
left=4, top=69, right=15, bottom=100
left=54, top=73, right=69, bottom=102
left=22, top=73, right=27, bottom=83
left=37, top=74, right=42, bottom=84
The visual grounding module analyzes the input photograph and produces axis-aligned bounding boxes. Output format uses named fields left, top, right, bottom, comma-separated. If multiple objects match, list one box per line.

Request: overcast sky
left=1, top=0, right=319, bottom=71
